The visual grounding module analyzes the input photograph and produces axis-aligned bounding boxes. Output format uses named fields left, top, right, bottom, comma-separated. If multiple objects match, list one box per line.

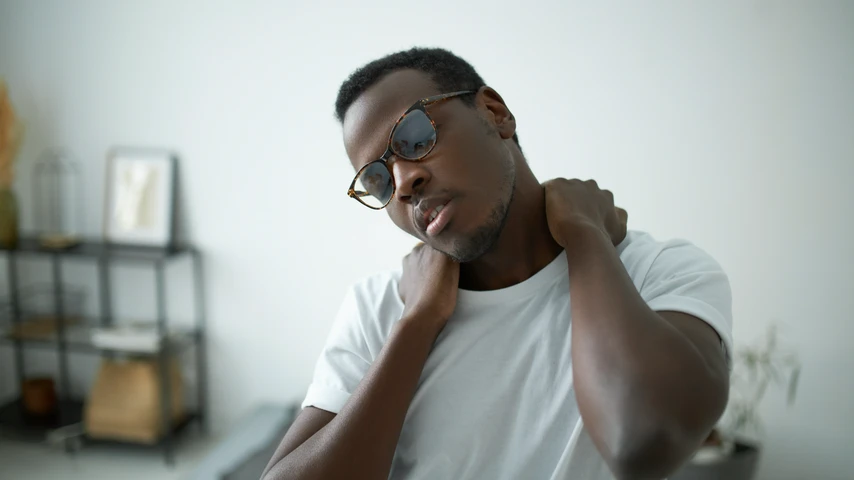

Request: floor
left=0, top=430, right=219, bottom=480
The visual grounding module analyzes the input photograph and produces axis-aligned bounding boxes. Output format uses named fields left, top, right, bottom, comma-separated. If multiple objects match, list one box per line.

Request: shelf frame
left=0, top=237, right=207, bottom=467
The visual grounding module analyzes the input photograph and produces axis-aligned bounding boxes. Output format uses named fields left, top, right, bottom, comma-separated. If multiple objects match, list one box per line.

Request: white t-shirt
left=301, top=230, right=733, bottom=480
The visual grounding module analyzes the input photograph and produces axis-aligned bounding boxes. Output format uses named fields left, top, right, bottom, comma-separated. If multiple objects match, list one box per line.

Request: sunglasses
left=347, top=90, right=477, bottom=209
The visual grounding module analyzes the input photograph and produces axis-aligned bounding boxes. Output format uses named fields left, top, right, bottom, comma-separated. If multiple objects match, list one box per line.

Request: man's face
left=343, top=70, right=517, bottom=262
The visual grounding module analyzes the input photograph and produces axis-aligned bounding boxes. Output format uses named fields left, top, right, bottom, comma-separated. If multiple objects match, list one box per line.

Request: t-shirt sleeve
left=638, top=239, right=734, bottom=367
left=300, top=285, right=373, bottom=413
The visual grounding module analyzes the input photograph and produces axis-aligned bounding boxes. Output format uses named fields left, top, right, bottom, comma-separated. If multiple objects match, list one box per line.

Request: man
left=263, top=47, right=732, bottom=480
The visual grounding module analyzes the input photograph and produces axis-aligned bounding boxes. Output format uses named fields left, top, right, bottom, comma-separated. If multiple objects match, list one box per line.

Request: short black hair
left=334, top=47, right=520, bottom=149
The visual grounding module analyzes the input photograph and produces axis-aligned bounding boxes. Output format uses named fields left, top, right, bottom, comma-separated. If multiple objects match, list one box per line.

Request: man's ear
left=478, top=86, right=517, bottom=141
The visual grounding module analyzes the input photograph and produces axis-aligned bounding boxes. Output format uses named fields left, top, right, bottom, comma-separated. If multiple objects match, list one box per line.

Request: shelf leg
left=155, top=261, right=175, bottom=467
left=192, top=250, right=208, bottom=434
left=6, top=254, right=25, bottom=393
left=51, top=255, right=71, bottom=423
left=97, top=257, right=112, bottom=327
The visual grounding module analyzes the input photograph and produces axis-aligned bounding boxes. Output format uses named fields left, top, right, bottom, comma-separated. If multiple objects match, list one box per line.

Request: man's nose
left=391, top=159, right=430, bottom=204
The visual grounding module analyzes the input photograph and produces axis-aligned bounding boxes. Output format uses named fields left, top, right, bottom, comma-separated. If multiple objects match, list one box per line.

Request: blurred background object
left=21, top=377, right=57, bottom=417
left=33, top=148, right=83, bottom=249
left=3, top=283, right=85, bottom=341
left=0, top=78, right=24, bottom=247
left=103, top=148, right=176, bottom=248
left=84, top=356, right=184, bottom=444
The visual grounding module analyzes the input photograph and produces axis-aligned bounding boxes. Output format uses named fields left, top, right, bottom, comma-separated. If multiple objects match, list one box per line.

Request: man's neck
left=458, top=166, right=563, bottom=291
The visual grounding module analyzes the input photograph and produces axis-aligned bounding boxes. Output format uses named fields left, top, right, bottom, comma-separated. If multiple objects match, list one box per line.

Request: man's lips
left=426, top=200, right=453, bottom=237
left=415, top=196, right=453, bottom=236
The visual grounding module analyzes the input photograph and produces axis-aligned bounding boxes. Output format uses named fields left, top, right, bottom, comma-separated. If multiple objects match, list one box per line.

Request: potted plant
left=671, top=323, right=801, bottom=480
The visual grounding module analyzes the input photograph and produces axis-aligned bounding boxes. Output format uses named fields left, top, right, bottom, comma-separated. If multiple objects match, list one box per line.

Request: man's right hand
left=398, top=243, right=460, bottom=329
left=263, top=243, right=460, bottom=480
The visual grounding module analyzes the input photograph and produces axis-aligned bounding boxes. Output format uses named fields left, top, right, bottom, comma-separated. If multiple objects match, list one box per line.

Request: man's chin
left=419, top=239, right=457, bottom=261
left=414, top=235, right=469, bottom=263
left=446, top=236, right=496, bottom=264
left=419, top=210, right=507, bottom=263
left=448, top=211, right=511, bottom=263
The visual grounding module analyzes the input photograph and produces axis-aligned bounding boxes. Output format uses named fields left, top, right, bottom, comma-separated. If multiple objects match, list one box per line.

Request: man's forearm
left=564, top=222, right=727, bottom=478
left=264, top=316, right=440, bottom=480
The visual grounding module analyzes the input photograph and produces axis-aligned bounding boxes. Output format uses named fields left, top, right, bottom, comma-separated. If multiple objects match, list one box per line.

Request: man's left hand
left=542, top=178, right=628, bottom=248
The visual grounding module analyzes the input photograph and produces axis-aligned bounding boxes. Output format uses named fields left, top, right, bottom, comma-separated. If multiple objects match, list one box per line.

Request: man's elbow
left=606, top=425, right=703, bottom=480
left=606, top=376, right=728, bottom=477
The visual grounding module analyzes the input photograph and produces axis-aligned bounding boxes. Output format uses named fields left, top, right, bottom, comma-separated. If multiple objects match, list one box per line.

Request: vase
left=22, top=377, right=58, bottom=417
left=0, top=187, right=19, bottom=248
left=670, top=441, right=761, bottom=480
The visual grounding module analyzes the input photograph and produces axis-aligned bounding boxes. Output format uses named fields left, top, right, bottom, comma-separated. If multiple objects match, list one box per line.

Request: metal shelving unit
left=0, top=237, right=207, bottom=466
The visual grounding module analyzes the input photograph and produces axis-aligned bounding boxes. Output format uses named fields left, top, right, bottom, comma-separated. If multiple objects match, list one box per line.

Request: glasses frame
left=347, top=90, right=478, bottom=210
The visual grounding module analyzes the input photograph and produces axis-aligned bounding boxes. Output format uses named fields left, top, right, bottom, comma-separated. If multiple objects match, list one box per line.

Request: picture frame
left=103, top=147, right=177, bottom=248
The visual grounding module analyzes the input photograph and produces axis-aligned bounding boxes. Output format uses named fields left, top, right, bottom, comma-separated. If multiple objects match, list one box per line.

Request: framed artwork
left=104, top=147, right=177, bottom=247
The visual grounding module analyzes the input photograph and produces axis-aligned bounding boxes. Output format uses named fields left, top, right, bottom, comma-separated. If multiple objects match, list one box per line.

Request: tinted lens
left=353, top=161, right=394, bottom=208
left=391, top=109, right=436, bottom=160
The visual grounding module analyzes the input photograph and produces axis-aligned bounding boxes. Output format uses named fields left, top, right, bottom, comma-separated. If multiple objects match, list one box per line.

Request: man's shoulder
left=349, top=268, right=401, bottom=297
left=344, top=268, right=403, bottom=316
left=618, top=229, right=725, bottom=281
left=619, top=229, right=716, bottom=256
left=619, top=229, right=690, bottom=252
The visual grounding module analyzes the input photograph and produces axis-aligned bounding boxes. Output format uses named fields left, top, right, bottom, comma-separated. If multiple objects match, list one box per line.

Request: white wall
left=0, top=1, right=852, bottom=478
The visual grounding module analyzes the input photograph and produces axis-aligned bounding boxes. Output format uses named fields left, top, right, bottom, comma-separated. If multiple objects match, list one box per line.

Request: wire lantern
left=32, top=148, right=82, bottom=249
